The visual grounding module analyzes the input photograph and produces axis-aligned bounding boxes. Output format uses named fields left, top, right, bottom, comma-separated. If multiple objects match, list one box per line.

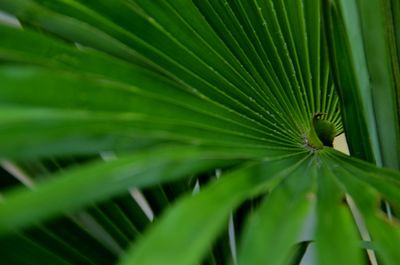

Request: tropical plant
left=0, top=0, right=399, bottom=264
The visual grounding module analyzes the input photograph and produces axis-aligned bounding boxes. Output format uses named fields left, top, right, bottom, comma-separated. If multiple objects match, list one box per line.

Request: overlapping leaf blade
left=315, top=161, right=364, bottom=265
left=118, top=153, right=309, bottom=265
left=237, top=157, right=315, bottom=265
left=324, top=0, right=400, bottom=168
left=325, top=151, right=400, bottom=264
left=0, top=145, right=298, bottom=233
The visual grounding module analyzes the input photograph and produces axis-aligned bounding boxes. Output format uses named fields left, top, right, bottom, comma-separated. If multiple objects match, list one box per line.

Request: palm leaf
left=0, top=1, right=399, bottom=264
left=324, top=0, right=400, bottom=167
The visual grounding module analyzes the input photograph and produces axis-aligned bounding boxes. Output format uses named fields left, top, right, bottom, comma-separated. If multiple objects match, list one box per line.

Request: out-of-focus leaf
left=0, top=145, right=298, bottom=234
left=355, top=0, right=400, bottom=169
left=118, top=153, right=309, bottom=265
left=324, top=0, right=400, bottom=168
left=327, top=157, right=400, bottom=264
left=323, top=0, right=378, bottom=162
left=0, top=233, right=72, bottom=265
left=237, top=157, right=315, bottom=265
left=315, top=161, right=364, bottom=265
left=326, top=149, right=400, bottom=205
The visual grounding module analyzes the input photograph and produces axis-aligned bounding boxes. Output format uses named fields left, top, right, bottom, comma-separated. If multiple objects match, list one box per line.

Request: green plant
left=0, top=0, right=399, bottom=264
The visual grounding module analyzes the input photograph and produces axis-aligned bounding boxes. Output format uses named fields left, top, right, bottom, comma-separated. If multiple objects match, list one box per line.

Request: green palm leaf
left=0, top=1, right=399, bottom=265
